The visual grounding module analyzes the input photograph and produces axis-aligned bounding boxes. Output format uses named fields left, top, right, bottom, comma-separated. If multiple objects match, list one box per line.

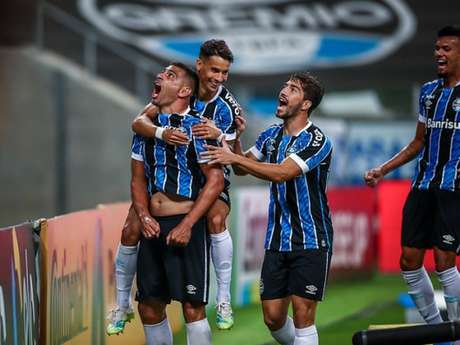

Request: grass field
left=173, top=273, right=411, bottom=345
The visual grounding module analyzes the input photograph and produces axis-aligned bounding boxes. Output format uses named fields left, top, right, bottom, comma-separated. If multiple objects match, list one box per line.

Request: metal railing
left=36, top=0, right=160, bottom=100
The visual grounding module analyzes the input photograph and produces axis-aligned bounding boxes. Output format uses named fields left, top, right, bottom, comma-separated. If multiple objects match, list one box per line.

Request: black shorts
left=402, top=188, right=460, bottom=253
left=260, top=249, right=331, bottom=301
left=136, top=214, right=210, bottom=304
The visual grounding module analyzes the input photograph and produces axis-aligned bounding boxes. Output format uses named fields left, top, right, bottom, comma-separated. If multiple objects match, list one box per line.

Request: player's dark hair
left=290, top=72, right=324, bottom=114
left=171, top=61, right=199, bottom=95
left=199, top=39, right=234, bottom=63
left=438, top=25, right=460, bottom=38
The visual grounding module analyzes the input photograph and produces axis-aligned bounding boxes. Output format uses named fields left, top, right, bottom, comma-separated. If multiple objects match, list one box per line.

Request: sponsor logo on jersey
left=78, top=0, right=416, bottom=74
left=427, top=118, right=460, bottom=130
left=452, top=98, right=460, bottom=112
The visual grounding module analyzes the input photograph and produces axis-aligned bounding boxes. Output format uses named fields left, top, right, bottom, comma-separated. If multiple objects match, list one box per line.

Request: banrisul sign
left=78, top=0, right=416, bottom=74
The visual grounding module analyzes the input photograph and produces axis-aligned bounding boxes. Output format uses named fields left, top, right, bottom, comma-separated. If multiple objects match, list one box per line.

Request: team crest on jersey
left=425, top=95, right=434, bottom=111
left=266, top=138, right=277, bottom=154
left=78, top=0, right=416, bottom=74
left=452, top=98, right=460, bottom=112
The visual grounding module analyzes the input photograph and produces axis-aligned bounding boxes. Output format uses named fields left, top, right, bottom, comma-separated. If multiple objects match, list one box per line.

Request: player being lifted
left=107, top=39, right=239, bottom=335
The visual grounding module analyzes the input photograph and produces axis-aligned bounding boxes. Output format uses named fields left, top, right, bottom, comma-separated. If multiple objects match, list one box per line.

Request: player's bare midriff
left=150, top=191, right=194, bottom=216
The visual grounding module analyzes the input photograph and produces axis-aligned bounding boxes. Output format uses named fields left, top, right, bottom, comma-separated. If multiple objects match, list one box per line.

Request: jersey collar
left=291, top=121, right=313, bottom=137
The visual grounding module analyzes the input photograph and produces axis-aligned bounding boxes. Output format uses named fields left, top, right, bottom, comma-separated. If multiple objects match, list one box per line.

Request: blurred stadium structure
left=1, top=0, right=459, bottom=226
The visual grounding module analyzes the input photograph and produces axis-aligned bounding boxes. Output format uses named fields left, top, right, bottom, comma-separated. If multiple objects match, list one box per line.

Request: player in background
left=204, top=72, right=333, bottom=345
left=365, top=25, right=460, bottom=330
left=131, top=39, right=239, bottom=330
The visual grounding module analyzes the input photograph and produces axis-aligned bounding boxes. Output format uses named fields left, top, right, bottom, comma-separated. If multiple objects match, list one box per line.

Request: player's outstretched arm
left=130, top=159, right=160, bottom=238
left=166, top=163, right=224, bottom=246
left=364, top=121, right=425, bottom=187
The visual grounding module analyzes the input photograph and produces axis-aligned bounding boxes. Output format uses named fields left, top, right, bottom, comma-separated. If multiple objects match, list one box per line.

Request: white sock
left=115, top=244, right=138, bottom=309
left=402, top=267, right=443, bottom=324
left=437, top=267, right=460, bottom=320
left=271, top=316, right=295, bottom=345
left=210, top=230, right=233, bottom=304
left=294, top=325, right=318, bottom=345
left=144, top=318, right=172, bottom=345
left=186, top=319, right=211, bottom=345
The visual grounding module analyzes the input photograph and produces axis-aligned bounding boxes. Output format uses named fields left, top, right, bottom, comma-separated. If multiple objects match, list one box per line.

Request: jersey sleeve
left=215, top=97, right=240, bottom=141
left=288, top=129, right=332, bottom=173
left=131, top=134, right=144, bottom=161
left=249, top=126, right=276, bottom=161
left=418, top=87, right=427, bottom=123
left=192, top=137, right=217, bottom=164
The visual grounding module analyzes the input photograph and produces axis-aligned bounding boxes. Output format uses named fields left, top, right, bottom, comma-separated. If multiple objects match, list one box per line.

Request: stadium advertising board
left=75, top=0, right=415, bottom=74
left=40, top=204, right=183, bottom=345
left=0, top=223, right=40, bottom=345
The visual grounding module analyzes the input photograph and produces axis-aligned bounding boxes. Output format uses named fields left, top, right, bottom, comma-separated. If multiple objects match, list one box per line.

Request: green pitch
left=174, top=274, right=410, bottom=345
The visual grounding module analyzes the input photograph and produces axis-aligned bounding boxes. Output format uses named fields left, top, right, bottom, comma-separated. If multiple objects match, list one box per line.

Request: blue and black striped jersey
left=192, top=85, right=239, bottom=141
left=131, top=111, right=217, bottom=200
left=131, top=133, right=144, bottom=162
left=412, top=79, right=460, bottom=191
left=192, top=85, right=240, bottom=191
left=250, top=122, right=333, bottom=252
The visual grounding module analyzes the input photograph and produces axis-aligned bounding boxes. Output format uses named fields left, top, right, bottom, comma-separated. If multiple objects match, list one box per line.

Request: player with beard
left=203, top=73, right=333, bottom=345
left=131, top=39, right=239, bottom=330
left=107, top=40, right=238, bottom=335
left=365, top=25, right=460, bottom=330
left=131, top=62, right=223, bottom=345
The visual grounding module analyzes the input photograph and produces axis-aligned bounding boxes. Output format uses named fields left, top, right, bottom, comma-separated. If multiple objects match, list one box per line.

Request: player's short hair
left=171, top=61, right=199, bottom=94
left=290, top=72, right=324, bottom=114
left=438, top=25, right=460, bottom=38
left=199, top=39, right=234, bottom=63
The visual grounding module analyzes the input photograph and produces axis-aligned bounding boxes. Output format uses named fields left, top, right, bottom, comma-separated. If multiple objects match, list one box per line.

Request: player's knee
left=121, top=220, right=142, bottom=246
left=138, top=302, right=166, bottom=324
left=182, top=302, right=206, bottom=323
left=434, top=250, right=456, bottom=272
left=263, top=311, right=285, bottom=331
left=400, top=253, right=423, bottom=271
left=207, top=213, right=225, bottom=234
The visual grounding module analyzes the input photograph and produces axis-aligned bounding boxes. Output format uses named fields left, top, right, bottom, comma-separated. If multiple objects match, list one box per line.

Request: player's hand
left=163, top=127, right=190, bottom=146
left=166, top=222, right=192, bottom=246
left=192, top=118, right=222, bottom=140
left=364, top=167, right=384, bottom=188
left=203, top=140, right=236, bottom=165
left=140, top=214, right=160, bottom=238
left=235, top=115, right=246, bottom=139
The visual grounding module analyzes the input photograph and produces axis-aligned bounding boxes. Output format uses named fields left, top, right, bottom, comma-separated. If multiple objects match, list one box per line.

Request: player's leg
left=260, top=250, right=295, bottom=344
left=162, top=215, right=211, bottom=344
left=207, top=195, right=234, bottom=330
left=288, top=249, right=331, bottom=345
left=107, top=204, right=142, bottom=335
left=137, top=230, right=173, bottom=344
left=262, top=298, right=294, bottom=345
left=183, top=302, right=211, bottom=345
left=138, top=301, right=172, bottom=345
left=400, top=189, right=442, bottom=324
left=434, top=190, right=460, bottom=325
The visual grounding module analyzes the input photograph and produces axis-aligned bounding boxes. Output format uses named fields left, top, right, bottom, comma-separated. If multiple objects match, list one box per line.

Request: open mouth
left=437, top=59, right=447, bottom=69
left=277, top=96, right=288, bottom=110
left=151, top=82, right=162, bottom=99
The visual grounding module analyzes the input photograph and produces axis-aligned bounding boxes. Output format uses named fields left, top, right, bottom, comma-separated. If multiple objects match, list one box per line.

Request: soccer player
left=132, top=39, right=239, bottom=330
left=204, top=72, right=333, bottom=345
left=107, top=40, right=238, bottom=335
left=364, top=25, right=460, bottom=327
left=132, top=62, right=224, bottom=345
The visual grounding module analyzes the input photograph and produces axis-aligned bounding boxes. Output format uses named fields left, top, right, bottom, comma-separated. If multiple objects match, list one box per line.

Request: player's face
left=151, top=65, right=186, bottom=107
left=435, top=36, right=460, bottom=78
left=196, top=56, right=231, bottom=95
left=276, top=79, right=306, bottom=119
